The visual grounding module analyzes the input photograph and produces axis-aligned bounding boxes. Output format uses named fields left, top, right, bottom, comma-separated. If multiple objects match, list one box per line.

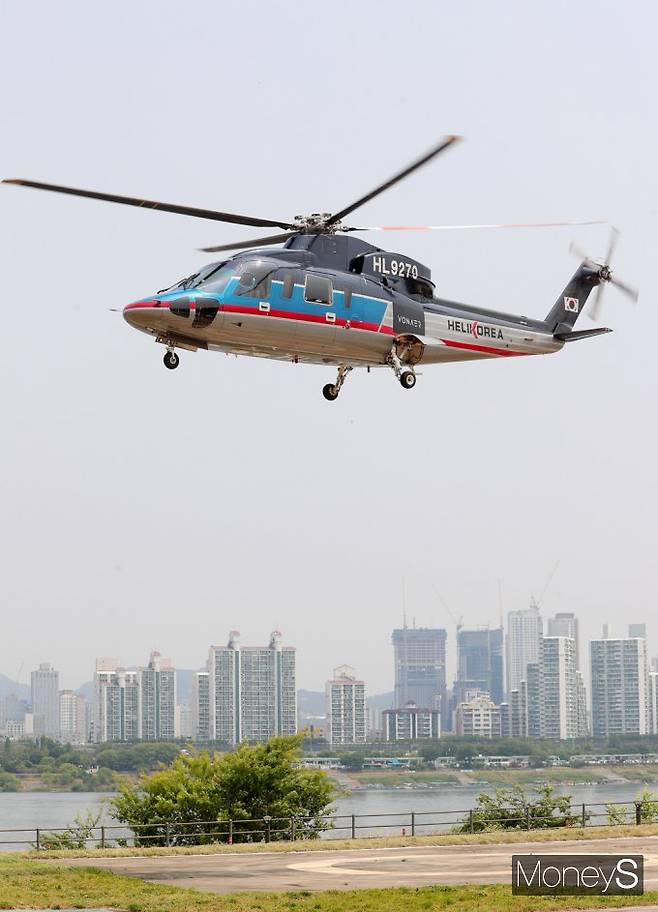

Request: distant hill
left=76, top=680, right=95, bottom=702
left=0, top=673, right=30, bottom=701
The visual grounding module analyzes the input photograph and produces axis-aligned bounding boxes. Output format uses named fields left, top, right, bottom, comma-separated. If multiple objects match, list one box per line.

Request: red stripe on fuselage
left=440, top=338, right=528, bottom=357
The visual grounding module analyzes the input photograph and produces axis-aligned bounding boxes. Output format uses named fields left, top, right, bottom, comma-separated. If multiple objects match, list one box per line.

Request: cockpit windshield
left=158, top=261, right=234, bottom=294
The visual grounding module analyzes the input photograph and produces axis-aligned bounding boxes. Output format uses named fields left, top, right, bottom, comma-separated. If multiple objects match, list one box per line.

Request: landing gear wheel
left=400, top=370, right=416, bottom=389
left=322, top=383, right=339, bottom=402
left=163, top=351, right=180, bottom=370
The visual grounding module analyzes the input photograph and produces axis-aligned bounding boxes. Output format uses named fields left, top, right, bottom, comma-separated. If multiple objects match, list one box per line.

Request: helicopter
left=2, top=136, right=638, bottom=401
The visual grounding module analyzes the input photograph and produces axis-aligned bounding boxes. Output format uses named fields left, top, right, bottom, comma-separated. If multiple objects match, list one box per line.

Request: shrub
left=454, top=784, right=582, bottom=833
left=111, top=734, right=335, bottom=846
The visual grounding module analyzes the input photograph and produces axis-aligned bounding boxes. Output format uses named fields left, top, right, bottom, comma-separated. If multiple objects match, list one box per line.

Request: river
left=0, top=780, right=652, bottom=850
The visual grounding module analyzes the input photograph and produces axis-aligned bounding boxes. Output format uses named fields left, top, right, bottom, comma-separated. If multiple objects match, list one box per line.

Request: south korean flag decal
left=564, top=296, right=579, bottom=313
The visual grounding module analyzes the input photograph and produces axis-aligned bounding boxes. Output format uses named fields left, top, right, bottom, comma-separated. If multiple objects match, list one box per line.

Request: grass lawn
left=1, top=856, right=658, bottom=912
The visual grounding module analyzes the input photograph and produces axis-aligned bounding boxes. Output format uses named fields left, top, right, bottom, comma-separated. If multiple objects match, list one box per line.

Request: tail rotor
left=569, top=226, right=638, bottom=321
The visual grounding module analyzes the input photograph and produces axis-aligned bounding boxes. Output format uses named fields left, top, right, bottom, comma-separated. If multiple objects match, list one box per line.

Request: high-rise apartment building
left=192, top=670, right=210, bottom=741
left=576, top=670, right=589, bottom=737
left=506, top=605, right=543, bottom=693
left=590, top=638, right=649, bottom=736
left=541, top=636, right=578, bottom=740
left=59, top=691, right=87, bottom=744
left=95, top=660, right=140, bottom=742
left=392, top=626, right=447, bottom=712
left=383, top=702, right=441, bottom=741
left=649, top=671, right=658, bottom=736
left=205, top=631, right=297, bottom=745
left=325, top=665, right=366, bottom=745
left=547, top=613, right=580, bottom=668
left=454, top=692, right=501, bottom=738
left=31, top=663, right=60, bottom=738
left=455, top=627, right=504, bottom=705
left=628, top=624, right=647, bottom=639
left=139, top=652, right=176, bottom=741
left=500, top=682, right=528, bottom=738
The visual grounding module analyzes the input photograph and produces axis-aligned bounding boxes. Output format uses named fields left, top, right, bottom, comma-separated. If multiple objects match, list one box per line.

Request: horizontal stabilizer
left=554, top=326, right=612, bottom=342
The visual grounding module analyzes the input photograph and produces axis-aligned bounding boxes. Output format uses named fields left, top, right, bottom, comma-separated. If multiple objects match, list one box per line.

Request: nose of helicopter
left=123, top=298, right=161, bottom=327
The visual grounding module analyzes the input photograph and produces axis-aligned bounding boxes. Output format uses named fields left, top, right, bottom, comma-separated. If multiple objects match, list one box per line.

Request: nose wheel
left=400, top=370, right=416, bottom=389
left=163, top=350, right=180, bottom=370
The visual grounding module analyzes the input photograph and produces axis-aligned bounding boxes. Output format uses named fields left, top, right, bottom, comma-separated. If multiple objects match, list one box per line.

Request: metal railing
left=0, top=799, right=654, bottom=852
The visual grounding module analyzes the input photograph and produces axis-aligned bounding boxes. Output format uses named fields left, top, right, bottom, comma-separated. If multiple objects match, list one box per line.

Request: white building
left=590, top=638, right=649, bottom=736
left=383, top=702, right=441, bottom=741
left=506, top=604, right=543, bottom=693
left=31, top=663, right=60, bottom=739
left=541, top=636, right=578, bottom=740
left=205, top=631, right=297, bottom=745
left=59, top=691, right=87, bottom=744
left=454, top=692, right=501, bottom=739
left=325, top=665, right=366, bottom=745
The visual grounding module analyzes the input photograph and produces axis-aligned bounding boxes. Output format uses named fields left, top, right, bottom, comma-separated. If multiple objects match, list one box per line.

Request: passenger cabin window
left=237, top=263, right=272, bottom=298
left=304, top=274, right=332, bottom=306
left=282, top=271, right=295, bottom=299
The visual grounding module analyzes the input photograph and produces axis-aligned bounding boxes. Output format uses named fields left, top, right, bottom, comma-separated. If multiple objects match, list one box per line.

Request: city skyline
left=3, top=607, right=657, bottom=700
left=3, top=606, right=658, bottom=745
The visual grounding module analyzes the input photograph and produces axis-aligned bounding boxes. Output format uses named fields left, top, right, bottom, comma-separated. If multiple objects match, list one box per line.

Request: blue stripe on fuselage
left=156, top=278, right=391, bottom=328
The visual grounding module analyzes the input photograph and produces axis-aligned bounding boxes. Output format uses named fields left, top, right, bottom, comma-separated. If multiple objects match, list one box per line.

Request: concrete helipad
left=62, top=834, right=658, bottom=894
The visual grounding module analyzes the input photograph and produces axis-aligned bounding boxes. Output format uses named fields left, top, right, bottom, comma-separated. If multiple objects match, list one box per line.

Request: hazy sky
left=1, top=1, right=657, bottom=694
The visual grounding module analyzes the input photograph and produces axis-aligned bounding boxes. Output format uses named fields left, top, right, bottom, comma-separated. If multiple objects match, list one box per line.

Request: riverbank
left=344, top=765, right=658, bottom=789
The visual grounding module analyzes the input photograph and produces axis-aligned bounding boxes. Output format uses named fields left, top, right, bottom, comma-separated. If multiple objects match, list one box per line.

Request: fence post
left=351, top=814, right=356, bottom=839
left=411, top=812, right=415, bottom=837
left=525, top=805, right=531, bottom=830
left=228, top=819, right=233, bottom=845
left=636, top=802, right=642, bottom=826
left=165, top=823, right=171, bottom=847
left=101, top=826, right=106, bottom=849
left=35, top=828, right=40, bottom=851
left=581, top=804, right=586, bottom=829
left=290, top=817, right=296, bottom=842
left=264, top=816, right=271, bottom=843
left=469, top=809, right=474, bottom=834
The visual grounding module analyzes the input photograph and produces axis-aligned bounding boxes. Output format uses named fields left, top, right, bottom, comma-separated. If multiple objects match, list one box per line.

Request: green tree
left=454, top=784, right=582, bottom=833
left=111, top=735, right=335, bottom=846
left=0, top=771, right=21, bottom=792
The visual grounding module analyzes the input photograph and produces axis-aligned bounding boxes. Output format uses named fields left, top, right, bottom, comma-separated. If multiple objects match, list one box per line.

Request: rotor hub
left=292, top=213, right=339, bottom=233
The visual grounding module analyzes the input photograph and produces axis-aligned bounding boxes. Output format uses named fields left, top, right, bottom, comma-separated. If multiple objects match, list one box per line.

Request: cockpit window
left=195, top=262, right=235, bottom=293
left=159, top=261, right=232, bottom=293
left=236, top=262, right=274, bottom=298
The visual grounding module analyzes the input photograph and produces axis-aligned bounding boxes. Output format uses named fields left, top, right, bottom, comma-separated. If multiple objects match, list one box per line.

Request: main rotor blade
left=199, top=231, right=299, bottom=253
left=2, top=179, right=295, bottom=230
left=326, top=135, right=461, bottom=227
left=349, top=219, right=605, bottom=232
